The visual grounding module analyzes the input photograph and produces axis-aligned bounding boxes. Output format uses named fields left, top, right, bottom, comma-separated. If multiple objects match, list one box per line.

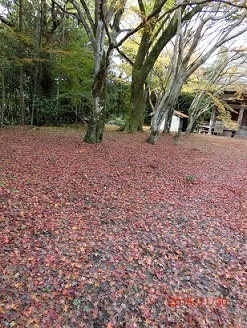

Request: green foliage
left=105, top=77, right=130, bottom=120
left=0, top=0, right=95, bottom=126
left=48, top=26, right=94, bottom=124
left=107, top=116, right=126, bottom=127
left=51, top=25, right=93, bottom=98
left=210, top=94, right=239, bottom=130
left=201, top=109, right=211, bottom=121
left=186, top=174, right=195, bottom=183
left=33, top=97, right=58, bottom=126
left=72, top=298, right=81, bottom=307
left=178, top=93, right=195, bottom=115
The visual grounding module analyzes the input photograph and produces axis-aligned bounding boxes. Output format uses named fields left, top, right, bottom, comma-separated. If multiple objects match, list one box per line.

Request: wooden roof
left=222, top=88, right=247, bottom=109
left=174, top=110, right=189, bottom=118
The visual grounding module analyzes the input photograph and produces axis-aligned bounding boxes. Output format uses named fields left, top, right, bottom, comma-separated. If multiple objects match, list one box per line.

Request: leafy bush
left=107, top=116, right=125, bottom=126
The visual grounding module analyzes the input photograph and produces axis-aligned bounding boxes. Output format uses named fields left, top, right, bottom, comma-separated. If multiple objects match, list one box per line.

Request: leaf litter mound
left=0, top=127, right=246, bottom=327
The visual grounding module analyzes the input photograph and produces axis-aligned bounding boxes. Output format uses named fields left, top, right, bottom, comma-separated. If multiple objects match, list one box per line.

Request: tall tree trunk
left=147, top=90, right=181, bottom=144
left=84, top=21, right=110, bottom=143
left=83, top=90, right=106, bottom=143
left=185, top=116, right=197, bottom=134
left=19, top=65, right=25, bottom=125
left=30, top=64, right=38, bottom=126
left=125, top=5, right=203, bottom=133
left=62, top=0, right=127, bottom=143
left=163, top=107, right=174, bottom=133
left=28, top=1, right=43, bottom=126
left=147, top=103, right=168, bottom=144
left=19, top=0, right=25, bottom=125
left=124, top=70, right=145, bottom=132
left=185, top=95, right=202, bottom=134
left=83, top=56, right=109, bottom=143
left=0, top=66, right=5, bottom=127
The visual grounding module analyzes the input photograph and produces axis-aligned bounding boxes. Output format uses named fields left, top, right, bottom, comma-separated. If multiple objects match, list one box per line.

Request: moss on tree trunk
left=124, top=70, right=146, bottom=133
left=146, top=129, right=159, bottom=144
left=84, top=111, right=105, bottom=143
left=84, top=55, right=108, bottom=143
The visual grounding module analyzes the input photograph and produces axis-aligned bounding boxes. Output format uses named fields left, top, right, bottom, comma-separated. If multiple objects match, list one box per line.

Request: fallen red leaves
left=0, top=126, right=246, bottom=327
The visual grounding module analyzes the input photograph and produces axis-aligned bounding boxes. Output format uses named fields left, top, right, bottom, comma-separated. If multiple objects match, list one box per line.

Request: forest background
left=0, top=0, right=247, bottom=143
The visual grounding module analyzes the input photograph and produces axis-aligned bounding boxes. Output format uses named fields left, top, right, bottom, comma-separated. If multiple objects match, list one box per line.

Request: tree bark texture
left=67, top=0, right=127, bottom=143
left=126, top=4, right=203, bottom=133
left=83, top=74, right=107, bottom=143
left=19, top=0, right=25, bottom=125
left=83, top=14, right=109, bottom=143
left=185, top=94, right=205, bottom=134
left=83, top=61, right=108, bottom=142
left=19, top=65, right=25, bottom=125
left=147, top=81, right=184, bottom=144
left=0, top=66, right=5, bottom=127
left=124, top=70, right=145, bottom=132
left=146, top=102, right=169, bottom=144
left=208, top=107, right=216, bottom=134
left=186, top=100, right=212, bottom=135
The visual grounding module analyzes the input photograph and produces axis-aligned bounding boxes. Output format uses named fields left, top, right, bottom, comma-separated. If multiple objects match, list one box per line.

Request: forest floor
left=0, top=126, right=246, bottom=328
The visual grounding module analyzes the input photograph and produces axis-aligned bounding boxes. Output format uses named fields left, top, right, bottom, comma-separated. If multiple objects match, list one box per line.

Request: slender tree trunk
left=83, top=0, right=117, bottom=144
left=185, top=95, right=202, bottom=134
left=0, top=66, right=5, bottom=127
left=185, top=116, right=197, bottom=134
left=163, top=107, right=174, bottom=133
left=146, top=105, right=167, bottom=144
left=186, top=93, right=214, bottom=134
left=19, top=0, right=25, bottom=125
left=147, top=89, right=183, bottom=143
left=19, top=66, right=25, bottom=125
left=86, top=66, right=108, bottom=142
left=147, top=91, right=181, bottom=144
left=31, top=64, right=38, bottom=126
left=84, top=74, right=106, bottom=141
left=31, top=0, right=44, bottom=126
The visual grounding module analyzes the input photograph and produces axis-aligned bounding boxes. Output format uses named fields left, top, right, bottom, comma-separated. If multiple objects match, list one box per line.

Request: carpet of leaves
left=0, top=126, right=246, bottom=328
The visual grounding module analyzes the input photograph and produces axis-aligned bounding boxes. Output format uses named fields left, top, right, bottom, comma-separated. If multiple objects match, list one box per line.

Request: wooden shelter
left=201, top=86, right=247, bottom=137
left=222, top=90, right=247, bottom=129
left=159, top=110, right=189, bottom=133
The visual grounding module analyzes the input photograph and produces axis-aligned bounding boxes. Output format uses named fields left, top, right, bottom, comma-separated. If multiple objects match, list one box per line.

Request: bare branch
left=138, top=0, right=146, bottom=17
left=54, top=0, right=95, bottom=45
left=156, top=0, right=246, bottom=25
left=111, top=0, right=127, bottom=43
left=99, top=0, right=112, bottom=48
left=78, top=0, right=95, bottom=33
left=172, top=0, right=247, bottom=11
left=115, top=47, right=134, bottom=66
left=115, top=0, right=168, bottom=49
left=0, top=15, right=14, bottom=28
left=186, top=17, right=247, bottom=78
